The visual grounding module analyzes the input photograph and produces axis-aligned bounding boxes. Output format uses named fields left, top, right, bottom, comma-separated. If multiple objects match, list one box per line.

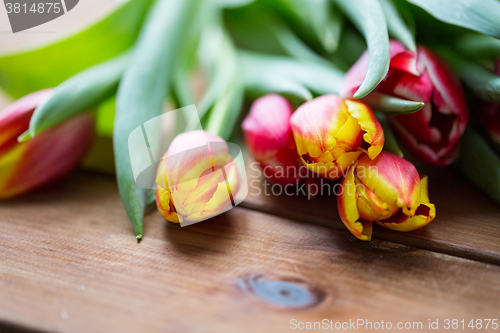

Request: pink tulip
left=342, top=41, right=469, bottom=166
left=242, top=94, right=303, bottom=185
left=0, top=90, right=95, bottom=198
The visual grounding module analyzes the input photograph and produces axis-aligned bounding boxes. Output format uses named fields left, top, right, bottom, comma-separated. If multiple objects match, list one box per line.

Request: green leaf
left=114, top=0, right=196, bottom=239
left=438, top=47, right=500, bottom=103
left=268, top=0, right=341, bottom=53
left=0, top=0, right=153, bottom=98
left=407, top=0, right=500, bottom=39
left=95, top=96, right=116, bottom=137
left=214, top=0, right=255, bottom=7
left=273, top=22, right=328, bottom=63
left=454, top=127, right=500, bottom=205
left=361, top=92, right=424, bottom=114
left=455, top=34, right=500, bottom=69
left=456, top=34, right=500, bottom=59
left=376, top=113, right=403, bottom=157
left=225, top=1, right=328, bottom=63
left=239, top=51, right=344, bottom=100
left=336, top=0, right=390, bottom=99
left=198, top=21, right=244, bottom=139
left=27, top=53, right=129, bottom=139
left=243, top=74, right=313, bottom=101
left=206, top=82, right=245, bottom=139
left=379, top=0, right=416, bottom=51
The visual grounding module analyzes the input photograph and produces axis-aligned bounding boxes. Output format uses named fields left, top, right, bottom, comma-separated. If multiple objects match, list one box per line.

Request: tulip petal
left=156, top=185, right=181, bottom=223
left=337, top=165, right=373, bottom=241
left=291, top=95, right=384, bottom=180
left=242, top=94, right=295, bottom=159
left=242, top=94, right=302, bottom=184
left=0, top=90, right=52, bottom=155
left=156, top=130, right=241, bottom=224
left=0, top=113, right=94, bottom=198
left=163, top=131, right=226, bottom=188
left=355, top=152, right=421, bottom=213
left=344, top=99, right=384, bottom=159
left=0, top=144, right=25, bottom=193
left=391, top=50, right=419, bottom=76
left=377, top=176, right=436, bottom=231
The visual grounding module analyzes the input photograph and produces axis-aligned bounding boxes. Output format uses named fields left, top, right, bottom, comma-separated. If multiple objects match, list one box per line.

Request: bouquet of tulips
left=1, top=0, right=499, bottom=241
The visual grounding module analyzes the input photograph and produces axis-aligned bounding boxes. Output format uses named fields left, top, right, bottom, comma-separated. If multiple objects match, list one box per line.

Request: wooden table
left=0, top=166, right=500, bottom=333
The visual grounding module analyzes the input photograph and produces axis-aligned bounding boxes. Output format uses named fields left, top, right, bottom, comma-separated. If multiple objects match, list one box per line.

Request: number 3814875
left=5, top=3, right=62, bottom=14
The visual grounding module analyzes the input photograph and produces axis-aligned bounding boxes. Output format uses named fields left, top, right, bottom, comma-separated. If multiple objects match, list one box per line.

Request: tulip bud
left=478, top=58, right=500, bottom=145
left=242, top=94, right=302, bottom=184
left=155, top=130, right=240, bottom=223
left=0, top=90, right=95, bottom=198
left=290, top=94, right=384, bottom=180
left=342, top=41, right=469, bottom=166
left=337, top=151, right=436, bottom=241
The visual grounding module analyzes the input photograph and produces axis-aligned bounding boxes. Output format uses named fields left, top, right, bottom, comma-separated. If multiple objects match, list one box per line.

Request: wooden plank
left=242, top=155, right=500, bottom=265
left=0, top=172, right=499, bottom=333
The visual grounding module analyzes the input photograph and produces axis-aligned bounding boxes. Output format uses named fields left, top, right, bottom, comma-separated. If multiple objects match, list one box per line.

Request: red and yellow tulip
left=155, top=130, right=240, bottom=223
left=337, top=151, right=436, bottom=241
left=242, top=94, right=302, bottom=184
left=290, top=94, right=384, bottom=180
left=342, top=41, right=469, bottom=166
left=0, top=90, right=95, bottom=198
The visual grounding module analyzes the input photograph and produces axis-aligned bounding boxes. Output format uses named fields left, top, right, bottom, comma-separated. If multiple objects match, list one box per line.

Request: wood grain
left=241, top=154, right=500, bottom=265
left=0, top=172, right=499, bottom=333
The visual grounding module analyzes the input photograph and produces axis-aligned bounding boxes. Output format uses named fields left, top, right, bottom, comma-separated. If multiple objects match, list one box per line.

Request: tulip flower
left=290, top=94, right=384, bottom=180
left=0, top=89, right=95, bottom=198
left=155, top=130, right=240, bottom=223
left=337, top=151, right=436, bottom=241
left=342, top=41, right=469, bottom=166
left=242, top=94, right=303, bottom=184
left=478, top=58, right=500, bottom=145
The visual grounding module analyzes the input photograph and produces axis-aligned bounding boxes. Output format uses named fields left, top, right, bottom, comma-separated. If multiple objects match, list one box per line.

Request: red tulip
left=242, top=94, right=303, bottom=184
left=342, top=41, right=469, bottom=166
left=0, top=90, right=95, bottom=198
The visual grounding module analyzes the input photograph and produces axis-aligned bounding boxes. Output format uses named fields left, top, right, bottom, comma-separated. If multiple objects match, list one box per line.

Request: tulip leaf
left=214, top=0, right=255, bottom=7
left=267, top=0, right=341, bottom=53
left=202, top=28, right=245, bottom=139
left=336, top=0, right=390, bottom=99
left=114, top=0, right=196, bottom=239
left=455, top=34, right=500, bottom=62
left=379, top=0, right=416, bottom=52
left=439, top=48, right=500, bottom=103
left=376, top=113, right=404, bottom=157
left=194, top=16, right=245, bottom=139
left=407, top=0, right=500, bottom=39
left=243, top=75, right=313, bottom=101
left=26, top=53, right=129, bottom=139
left=0, top=0, right=153, bottom=99
left=361, top=92, right=424, bottom=114
left=273, top=22, right=329, bottom=64
left=239, top=51, right=344, bottom=100
left=454, top=127, right=500, bottom=205
left=206, top=82, right=245, bottom=140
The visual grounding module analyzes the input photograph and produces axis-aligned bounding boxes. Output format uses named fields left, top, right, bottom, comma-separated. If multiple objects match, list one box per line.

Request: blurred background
left=0, top=0, right=120, bottom=106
